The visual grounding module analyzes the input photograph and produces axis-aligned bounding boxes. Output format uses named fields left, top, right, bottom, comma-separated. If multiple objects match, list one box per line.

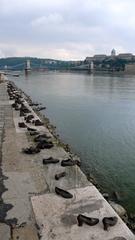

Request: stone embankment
left=0, top=78, right=134, bottom=240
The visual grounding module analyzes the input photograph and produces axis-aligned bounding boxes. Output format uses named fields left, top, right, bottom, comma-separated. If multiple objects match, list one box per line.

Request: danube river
left=11, top=71, right=135, bottom=213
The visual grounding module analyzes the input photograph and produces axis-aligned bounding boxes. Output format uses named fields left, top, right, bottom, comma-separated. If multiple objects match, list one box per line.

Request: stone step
left=31, top=186, right=135, bottom=240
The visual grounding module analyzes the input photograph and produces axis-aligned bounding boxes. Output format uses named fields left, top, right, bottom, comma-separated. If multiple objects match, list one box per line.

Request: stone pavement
left=0, top=82, right=13, bottom=240
left=0, top=81, right=40, bottom=239
left=0, top=223, right=10, bottom=240
left=32, top=186, right=134, bottom=240
left=0, top=80, right=134, bottom=240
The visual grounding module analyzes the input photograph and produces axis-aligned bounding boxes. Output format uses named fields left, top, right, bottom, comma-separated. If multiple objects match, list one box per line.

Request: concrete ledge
left=0, top=223, right=11, bottom=240
left=31, top=186, right=134, bottom=240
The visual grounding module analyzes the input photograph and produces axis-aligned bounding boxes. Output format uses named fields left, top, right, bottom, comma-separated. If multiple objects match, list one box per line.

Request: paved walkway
left=0, top=83, right=12, bottom=240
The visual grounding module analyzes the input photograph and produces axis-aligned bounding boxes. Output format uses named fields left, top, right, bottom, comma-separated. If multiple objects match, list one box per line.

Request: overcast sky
left=0, top=0, right=135, bottom=60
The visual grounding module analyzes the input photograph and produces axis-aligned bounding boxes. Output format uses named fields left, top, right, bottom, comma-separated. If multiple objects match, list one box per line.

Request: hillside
left=0, top=57, right=82, bottom=71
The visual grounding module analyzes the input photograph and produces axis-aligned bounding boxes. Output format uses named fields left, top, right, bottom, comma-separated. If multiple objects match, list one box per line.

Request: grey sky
left=0, top=0, right=135, bottom=60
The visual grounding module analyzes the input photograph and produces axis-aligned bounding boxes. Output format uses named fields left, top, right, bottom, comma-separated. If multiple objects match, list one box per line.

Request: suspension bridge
left=0, top=60, right=50, bottom=77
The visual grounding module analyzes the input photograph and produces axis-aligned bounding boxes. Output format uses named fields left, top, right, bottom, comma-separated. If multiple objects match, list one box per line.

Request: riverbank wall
left=0, top=77, right=134, bottom=239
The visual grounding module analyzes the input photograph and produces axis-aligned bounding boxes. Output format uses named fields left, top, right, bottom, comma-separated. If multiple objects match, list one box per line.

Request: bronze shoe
left=34, top=134, right=51, bottom=142
left=22, top=146, right=40, bottom=154
left=77, top=214, right=99, bottom=226
left=55, top=187, right=73, bottom=199
left=18, top=122, right=26, bottom=128
left=34, top=119, right=44, bottom=126
left=61, top=159, right=81, bottom=167
left=55, top=172, right=66, bottom=180
left=27, top=127, right=37, bottom=132
left=102, top=216, right=118, bottom=230
left=43, top=157, right=59, bottom=164
left=36, top=141, right=53, bottom=149
left=29, top=131, right=39, bottom=136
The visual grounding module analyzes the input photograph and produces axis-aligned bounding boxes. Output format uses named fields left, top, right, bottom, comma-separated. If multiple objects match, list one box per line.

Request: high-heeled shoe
left=102, top=216, right=118, bottom=230
left=77, top=214, right=99, bottom=226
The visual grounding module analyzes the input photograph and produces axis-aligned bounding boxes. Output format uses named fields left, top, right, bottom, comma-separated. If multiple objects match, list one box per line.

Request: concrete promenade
left=0, top=79, right=134, bottom=239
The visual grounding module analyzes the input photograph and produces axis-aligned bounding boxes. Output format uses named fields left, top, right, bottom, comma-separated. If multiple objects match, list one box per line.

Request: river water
left=11, top=71, right=135, bottom=213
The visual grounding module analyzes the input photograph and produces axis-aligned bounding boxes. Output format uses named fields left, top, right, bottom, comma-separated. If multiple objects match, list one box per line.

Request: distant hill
left=0, top=57, right=83, bottom=71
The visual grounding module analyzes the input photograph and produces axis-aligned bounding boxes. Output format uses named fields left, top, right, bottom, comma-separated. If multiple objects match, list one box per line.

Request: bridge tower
left=4, top=65, right=8, bottom=71
left=88, top=61, right=94, bottom=73
left=90, top=61, right=94, bottom=71
left=25, top=60, right=31, bottom=74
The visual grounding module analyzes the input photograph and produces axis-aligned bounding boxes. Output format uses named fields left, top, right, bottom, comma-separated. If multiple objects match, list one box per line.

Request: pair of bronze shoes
left=77, top=214, right=118, bottom=230
left=22, top=146, right=40, bottom=154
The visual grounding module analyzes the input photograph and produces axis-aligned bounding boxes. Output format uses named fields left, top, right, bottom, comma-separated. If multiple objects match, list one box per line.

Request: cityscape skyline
left=1, top=0, right=135, bottom=60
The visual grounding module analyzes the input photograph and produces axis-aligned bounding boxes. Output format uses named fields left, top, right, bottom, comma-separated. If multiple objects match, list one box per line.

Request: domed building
left=111, top=49, right=116, bottom=56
